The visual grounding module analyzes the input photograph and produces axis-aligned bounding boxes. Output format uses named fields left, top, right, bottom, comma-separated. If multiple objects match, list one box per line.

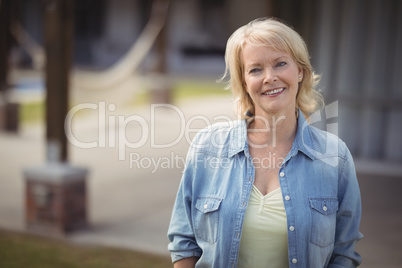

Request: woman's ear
left=298, top=68, right=304, bottom=80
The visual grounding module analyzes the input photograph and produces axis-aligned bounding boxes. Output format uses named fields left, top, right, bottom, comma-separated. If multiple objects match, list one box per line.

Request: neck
left=248, top=109, right=298, bottom=148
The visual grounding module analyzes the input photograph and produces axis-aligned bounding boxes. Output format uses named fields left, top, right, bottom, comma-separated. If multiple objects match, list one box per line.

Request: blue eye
left=276, top=62, right=287, bottom=67
left=276, top=61, right=287, bottom=67
left=249, top=68, right=261, bottom=74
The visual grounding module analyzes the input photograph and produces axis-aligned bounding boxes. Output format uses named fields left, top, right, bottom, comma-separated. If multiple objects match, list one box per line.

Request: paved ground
left=0, top=95, right=401, bottom=267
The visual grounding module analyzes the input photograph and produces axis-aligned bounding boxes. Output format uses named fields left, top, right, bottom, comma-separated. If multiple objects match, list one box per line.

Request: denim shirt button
left=292, top=258, right=298, bottom=264
left=289, top=226, right=295, bottom=231
left=323, top=205, right=328, bottom=211
left=285, top=195, right=290, bottom=201
left=279, top=172, right=285, bottom=177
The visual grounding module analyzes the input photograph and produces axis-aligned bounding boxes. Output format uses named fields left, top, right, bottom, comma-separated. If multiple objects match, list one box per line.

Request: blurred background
left=0, top=0, right=401, bottom=267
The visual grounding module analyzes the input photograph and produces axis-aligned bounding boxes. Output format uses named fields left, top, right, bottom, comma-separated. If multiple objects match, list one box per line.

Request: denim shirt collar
left=228, top=110, right=316, bottom=161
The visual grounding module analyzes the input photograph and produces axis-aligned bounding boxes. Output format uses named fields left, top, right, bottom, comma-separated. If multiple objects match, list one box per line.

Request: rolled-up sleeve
left=329, top=144, right=363, bottom=267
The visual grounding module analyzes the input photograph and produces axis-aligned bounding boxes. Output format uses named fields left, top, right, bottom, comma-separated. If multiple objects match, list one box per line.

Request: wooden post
left=0, top=0, right=11, bottom=130
left=23, top=0, right=87, bottom=236
left=44, top=0, right=73, bottom=162
left=0, top=0, right=20, bottom=132
left=0, top=0, right=11, bottom=95
left=149, top=0, right=172, bottom=104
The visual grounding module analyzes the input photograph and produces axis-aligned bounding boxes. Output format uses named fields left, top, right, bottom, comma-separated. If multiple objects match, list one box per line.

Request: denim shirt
left=167, top=112, right=363, bottom=267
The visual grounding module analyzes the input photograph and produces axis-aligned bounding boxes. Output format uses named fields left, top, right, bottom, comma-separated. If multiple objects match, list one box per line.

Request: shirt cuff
left=171, top=249, right=202, bottom=263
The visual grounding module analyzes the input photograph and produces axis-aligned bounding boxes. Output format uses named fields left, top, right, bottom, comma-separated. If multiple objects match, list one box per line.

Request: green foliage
left=19, top=79, right=231, bottom=124
left=20, top=101, right=45, bottom=124
left=172, top=79, right=230, bottom=100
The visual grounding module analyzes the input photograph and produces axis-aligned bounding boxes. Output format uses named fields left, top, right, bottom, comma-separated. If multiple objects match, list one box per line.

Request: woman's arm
left=173, top=257, right=199, bottom=268
left=167, top=144, right=202, bottom=264
left=167, top=175, right=202, bottom=263
left=329, top=146, right=363, bottom=267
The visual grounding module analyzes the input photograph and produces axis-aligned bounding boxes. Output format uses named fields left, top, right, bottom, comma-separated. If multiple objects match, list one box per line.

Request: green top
left=238, top=185, right=289, bottom=267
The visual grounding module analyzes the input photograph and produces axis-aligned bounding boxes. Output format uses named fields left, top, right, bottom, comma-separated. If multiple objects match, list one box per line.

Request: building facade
left=17, top=0, right=402, bottom=163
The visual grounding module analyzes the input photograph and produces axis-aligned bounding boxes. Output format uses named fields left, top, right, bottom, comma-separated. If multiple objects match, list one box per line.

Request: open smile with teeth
left=262, top=87, right=285, bottom=95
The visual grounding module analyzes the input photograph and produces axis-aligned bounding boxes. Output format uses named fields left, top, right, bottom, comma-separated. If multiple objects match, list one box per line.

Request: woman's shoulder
left=305, top=124, right=351, bottom=160
left=196, top=119, right=243, bottom=135
left=189, top=119, right=245, bottom=156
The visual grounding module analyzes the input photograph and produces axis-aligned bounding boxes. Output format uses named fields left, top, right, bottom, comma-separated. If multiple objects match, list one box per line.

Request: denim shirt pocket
left=194, top=197, right=222, bottom=244
left=309, top=198, right=338, bottom=247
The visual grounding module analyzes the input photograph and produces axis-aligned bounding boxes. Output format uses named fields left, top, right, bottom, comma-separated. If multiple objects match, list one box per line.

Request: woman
left=167, top=17, right=363, bottom=267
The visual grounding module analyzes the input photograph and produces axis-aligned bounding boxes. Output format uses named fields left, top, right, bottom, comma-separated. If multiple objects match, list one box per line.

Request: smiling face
left=242, top=44, right=302, bottom=118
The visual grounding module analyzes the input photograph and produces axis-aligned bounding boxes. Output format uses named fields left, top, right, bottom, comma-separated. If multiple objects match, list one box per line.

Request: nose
left=263, top=69, right=277, bottom=84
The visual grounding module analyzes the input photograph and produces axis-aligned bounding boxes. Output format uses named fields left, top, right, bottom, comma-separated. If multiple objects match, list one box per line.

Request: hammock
left=12, top=0, right=169, bottom=93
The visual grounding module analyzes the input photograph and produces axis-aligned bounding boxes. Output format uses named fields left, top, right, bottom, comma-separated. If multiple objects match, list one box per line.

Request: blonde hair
left=221, top=17, right=324, bottom=119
